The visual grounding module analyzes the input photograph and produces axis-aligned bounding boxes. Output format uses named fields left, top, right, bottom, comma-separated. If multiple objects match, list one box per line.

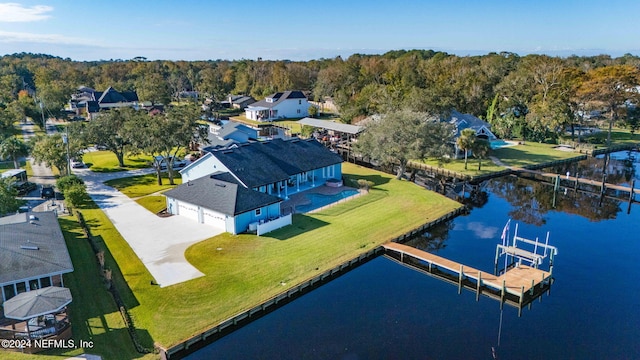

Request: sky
left=0, top=0, right=639, bottom=62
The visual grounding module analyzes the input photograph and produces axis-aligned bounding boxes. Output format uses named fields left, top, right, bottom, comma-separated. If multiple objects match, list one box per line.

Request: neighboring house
left=67, top=86, right=139, bottom=119
left=228, top=94, right=256, bottom=109
left=444, top=110, right=497, bottom=157
left=0, top=212, right=73, bottom=305
left=245, top=91, right=311, bottom=121
left=167, top=138, right=343, bottom=234
left=203, top=121, right=259, bottom=151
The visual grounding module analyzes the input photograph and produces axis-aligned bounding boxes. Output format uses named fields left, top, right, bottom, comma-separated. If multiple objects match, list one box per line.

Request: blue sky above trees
left=0, top=0, right=639, bottom=61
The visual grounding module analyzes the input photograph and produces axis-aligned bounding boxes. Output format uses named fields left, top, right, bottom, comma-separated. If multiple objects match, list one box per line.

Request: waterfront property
left=81, top=162, right=462, bottom=349
left=181, top=152, right=640, bottom=360
left=169, top=138, right=343, bottom=234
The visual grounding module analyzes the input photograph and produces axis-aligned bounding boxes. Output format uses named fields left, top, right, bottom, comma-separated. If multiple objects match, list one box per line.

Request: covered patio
left=0, top=286, right=73, bottom=351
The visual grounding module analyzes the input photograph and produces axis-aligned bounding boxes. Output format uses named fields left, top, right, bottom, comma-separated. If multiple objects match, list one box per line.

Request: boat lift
left=494, top=221, right=558, bottom=276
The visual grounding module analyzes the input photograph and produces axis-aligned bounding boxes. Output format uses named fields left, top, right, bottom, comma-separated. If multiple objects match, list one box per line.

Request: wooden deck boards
left=383, top=242, right=551, bottom=297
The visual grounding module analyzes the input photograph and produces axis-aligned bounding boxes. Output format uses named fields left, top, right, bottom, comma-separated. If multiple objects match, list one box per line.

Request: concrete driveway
left=74, top=167, right=223, bottom=287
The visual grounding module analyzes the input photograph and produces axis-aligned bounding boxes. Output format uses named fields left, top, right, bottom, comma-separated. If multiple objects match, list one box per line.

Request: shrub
left=57, top=174, right=85, bottom=193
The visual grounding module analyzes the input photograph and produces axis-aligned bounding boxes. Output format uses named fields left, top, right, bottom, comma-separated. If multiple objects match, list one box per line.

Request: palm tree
left=0, top=136, right=30, bottom=169
left=456, top=128, right=477, bottom=170
left=472, top=138, right=491, bottom=171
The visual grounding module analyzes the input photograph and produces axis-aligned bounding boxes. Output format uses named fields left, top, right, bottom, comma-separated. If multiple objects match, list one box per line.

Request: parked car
left=40, top=185, right=55, bottom=199
left=71, top=159, right=85, bottom=168
left=154, top=156, right=188, bottom=170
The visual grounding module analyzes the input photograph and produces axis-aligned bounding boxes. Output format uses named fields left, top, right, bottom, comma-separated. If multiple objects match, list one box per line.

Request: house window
left=3, top=284, right=15, bottom=301
left=297, top=109, right=301, bottom=114
left=16, top=282, right=26, bottom=294
left=29, top=279, right=39, bottom=291
left=298, top=100, right=302, bottom=105
left=255, top=208, right=262, bottom=216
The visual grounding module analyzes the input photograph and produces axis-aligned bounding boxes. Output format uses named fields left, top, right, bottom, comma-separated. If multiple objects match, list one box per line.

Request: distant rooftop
left=297, top=117, right=363, bottom=135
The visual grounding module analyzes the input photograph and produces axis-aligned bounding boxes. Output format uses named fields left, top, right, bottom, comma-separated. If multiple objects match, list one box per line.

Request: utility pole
left=62, top=126, right=70, bottom=176
left=39, top=101, right=46, bottom=130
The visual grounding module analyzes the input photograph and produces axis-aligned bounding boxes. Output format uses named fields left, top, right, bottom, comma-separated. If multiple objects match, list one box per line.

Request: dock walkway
left=383, top=242, right=552, bottom=311
left=513, top=167, right=640, bottom=195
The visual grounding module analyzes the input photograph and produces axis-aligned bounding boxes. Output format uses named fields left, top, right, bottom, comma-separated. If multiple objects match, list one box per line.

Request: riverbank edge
left=406, top=143, right=637, bottom=185
left=158, top=206, right=467, bottom=360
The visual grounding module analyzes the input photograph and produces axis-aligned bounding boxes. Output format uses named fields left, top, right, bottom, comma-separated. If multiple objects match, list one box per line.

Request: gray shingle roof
left=207, top=138, right=343, bottom=188
left=0, top=212, right=73, bottom=285
left=164, top=172, right=281, bottom=215
left=445, top=110, right=492, bottom=137
left=217, top=122, right=257, bottom=139
left=249, top=90, right=306, bottom=109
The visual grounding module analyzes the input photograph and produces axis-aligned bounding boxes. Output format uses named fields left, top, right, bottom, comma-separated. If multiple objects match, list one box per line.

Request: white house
left=245, top=91, right=311, bottom=121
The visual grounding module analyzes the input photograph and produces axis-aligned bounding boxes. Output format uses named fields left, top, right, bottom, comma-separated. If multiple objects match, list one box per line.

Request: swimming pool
left=296, top=190, right=359, bottom=213
left=490, top=139, right=516, bottom=149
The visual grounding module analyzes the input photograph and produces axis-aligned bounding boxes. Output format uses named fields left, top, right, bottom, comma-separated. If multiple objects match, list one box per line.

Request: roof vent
left=215, top=183, right=226, bottom=188
left=20, top=245, right=39, bottom=250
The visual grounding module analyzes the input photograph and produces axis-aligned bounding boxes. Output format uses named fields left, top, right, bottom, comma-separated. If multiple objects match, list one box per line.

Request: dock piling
left=476, top=272, right=482, bottom=301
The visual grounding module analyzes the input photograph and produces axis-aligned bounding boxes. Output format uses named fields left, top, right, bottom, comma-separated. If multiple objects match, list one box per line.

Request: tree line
left=1, top=51, right=640, bottom=137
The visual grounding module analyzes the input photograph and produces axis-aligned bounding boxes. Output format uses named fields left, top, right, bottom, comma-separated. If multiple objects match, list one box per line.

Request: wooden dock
left=383, top=242, right=553, bottom=312
left=513, top=167, right=640, bottom=196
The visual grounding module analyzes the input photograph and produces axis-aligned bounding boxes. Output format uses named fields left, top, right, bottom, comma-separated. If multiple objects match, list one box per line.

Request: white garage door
left=202, top=209, right=226, bottom=230
left=178, top=202, right=199, bottom=222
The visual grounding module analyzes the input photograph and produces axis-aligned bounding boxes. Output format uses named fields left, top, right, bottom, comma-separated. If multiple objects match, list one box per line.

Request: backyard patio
left=281, top=184, right=362, bottom=214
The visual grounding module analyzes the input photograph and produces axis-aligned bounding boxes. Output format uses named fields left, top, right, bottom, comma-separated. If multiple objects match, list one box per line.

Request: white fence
left=257, top=214, right=292, bottom=236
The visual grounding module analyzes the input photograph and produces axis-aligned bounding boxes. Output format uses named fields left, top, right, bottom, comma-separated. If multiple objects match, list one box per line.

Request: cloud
left=466, top=222, right=498, bottom=239
left=0, top=3, right=53, bottom=22
left=0, top=31, right=90, bottom=45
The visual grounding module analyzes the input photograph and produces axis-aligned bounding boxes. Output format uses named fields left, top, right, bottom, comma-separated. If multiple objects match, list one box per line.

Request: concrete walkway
left=74, top=167, right=223, bottom=287
left=20, top=118, right=218, bottom=287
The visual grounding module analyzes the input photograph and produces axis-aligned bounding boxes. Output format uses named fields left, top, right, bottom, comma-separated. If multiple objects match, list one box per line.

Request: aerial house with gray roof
left=165, top=138, right=343, bottom=235
left=0, top=212, right=73, bottom=305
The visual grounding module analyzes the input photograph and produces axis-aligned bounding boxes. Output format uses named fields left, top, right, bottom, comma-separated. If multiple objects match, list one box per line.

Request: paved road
left=19, top=119, right=61, bottom=212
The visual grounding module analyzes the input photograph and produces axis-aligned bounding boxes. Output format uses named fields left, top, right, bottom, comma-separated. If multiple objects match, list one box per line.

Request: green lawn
left=105, top=173, right=182, bottom=198
left=81, top=151, right=154, bottom=172
left=79, top=162, right=462, bottom=348
left=491, top=142, right=586, bottom=168
left=417, top=157, right=505, bottom=176
left=588, top=127, right=640, bottom=145
left=135, top=195, right=167, bottom=214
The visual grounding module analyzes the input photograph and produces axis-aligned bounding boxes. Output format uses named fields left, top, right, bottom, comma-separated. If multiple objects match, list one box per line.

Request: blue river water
left=186, top=152, right=640, bottom=360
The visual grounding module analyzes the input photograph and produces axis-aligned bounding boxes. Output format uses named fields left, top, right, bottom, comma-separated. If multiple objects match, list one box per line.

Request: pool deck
left=281, top=185, right=361, bottom=214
